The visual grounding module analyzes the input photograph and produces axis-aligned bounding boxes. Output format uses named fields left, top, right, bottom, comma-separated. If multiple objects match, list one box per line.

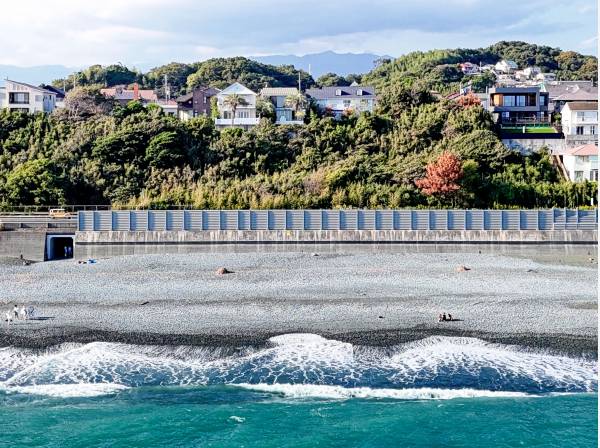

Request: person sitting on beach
left=442, top=313, right=447, bottom=321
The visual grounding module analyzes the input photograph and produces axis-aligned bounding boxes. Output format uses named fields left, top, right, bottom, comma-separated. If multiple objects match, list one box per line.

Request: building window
left=343, top=100, right=351, bottom=108
left=335, top=89, right=342, bottom=96
left=576, top=126, right=584, bottom=135
left=357, top=89, right=363, bottom=96
left=203, top=96, right=207, bottom=104
left=515, top=95, right=526, bottom=107
left=574, top=171, right=584, bottom=181
left=9, top=92, right=29, bottom=104
left=591, top=126, right=596, bottom=135
left=539, top=95, right=546, bottom=106
left=591, top=169, right=598, bottom=181
left=576, top=112, right=585, bottom=122
left=503, top=96, right=515, bottom=107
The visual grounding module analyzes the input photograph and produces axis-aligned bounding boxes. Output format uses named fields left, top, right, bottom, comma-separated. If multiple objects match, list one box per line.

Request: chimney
left=133, top=83, right=139, bottom=101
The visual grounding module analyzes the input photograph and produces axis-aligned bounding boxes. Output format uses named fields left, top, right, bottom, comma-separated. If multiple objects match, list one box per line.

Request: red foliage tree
left=456, top=92, right=481, bottom=108
left=415, top=151, right=463, bottom=196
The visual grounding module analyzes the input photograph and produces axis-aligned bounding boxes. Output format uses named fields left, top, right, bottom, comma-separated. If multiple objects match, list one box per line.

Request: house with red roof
left=562, top=144, right=598, bottom=182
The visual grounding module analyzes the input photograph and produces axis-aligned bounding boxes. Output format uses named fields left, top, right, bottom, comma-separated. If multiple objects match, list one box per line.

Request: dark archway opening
left=48, top=237, right=74, bottom=260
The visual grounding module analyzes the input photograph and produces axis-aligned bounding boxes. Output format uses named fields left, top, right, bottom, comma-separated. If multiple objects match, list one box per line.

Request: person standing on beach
left=13, top=305, right=19, bottom=320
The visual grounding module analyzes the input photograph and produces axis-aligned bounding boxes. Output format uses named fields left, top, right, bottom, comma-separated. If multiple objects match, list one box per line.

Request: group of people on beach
left=4, top=304, right=34, bottom=324
left=437, top=313, right=454, bottom=322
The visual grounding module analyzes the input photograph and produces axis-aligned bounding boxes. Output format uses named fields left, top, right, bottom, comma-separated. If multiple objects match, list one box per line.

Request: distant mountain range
left=0, top=52, right=389, bottom=86
left=252, top=51, right=389, bottom=78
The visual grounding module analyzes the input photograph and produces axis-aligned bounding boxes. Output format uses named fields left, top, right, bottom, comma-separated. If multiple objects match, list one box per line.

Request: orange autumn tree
left=456, top=92, right=481, bottom=108
left=415, top=152, right=463, bottom=198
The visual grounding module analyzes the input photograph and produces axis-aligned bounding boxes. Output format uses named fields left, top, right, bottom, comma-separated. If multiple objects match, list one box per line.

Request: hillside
left=52, top=58, right=315, bottom=97
left=363, top=41, right=597, bottom=94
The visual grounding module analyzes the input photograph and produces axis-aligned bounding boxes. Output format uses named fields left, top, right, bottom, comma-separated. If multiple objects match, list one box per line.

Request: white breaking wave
left=0, top=335, right=596, bottom=397
left=233, top=383, right=532, bottom=400
left=4, top=383, right=129, bottom=398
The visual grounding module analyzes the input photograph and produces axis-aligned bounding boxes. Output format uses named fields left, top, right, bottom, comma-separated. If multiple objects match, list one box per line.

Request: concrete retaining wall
left=0, top=231, right=47, bottom=261
left=76, top=229, right=598, bottom=246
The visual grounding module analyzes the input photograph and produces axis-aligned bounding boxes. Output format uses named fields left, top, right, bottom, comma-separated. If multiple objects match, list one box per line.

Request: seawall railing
left=78, top=209, right=598, bottom=232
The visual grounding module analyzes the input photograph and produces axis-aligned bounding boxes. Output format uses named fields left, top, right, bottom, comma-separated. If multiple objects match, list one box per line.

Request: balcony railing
left=214, top=117, right=260, bottom=126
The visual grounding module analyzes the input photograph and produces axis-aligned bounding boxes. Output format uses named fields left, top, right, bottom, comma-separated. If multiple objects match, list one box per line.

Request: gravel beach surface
left=0, top=245, right=596, bottom=354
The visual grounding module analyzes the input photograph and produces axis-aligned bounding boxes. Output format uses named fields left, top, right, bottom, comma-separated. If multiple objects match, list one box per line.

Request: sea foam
left=0, top=335, right=596, bottom=398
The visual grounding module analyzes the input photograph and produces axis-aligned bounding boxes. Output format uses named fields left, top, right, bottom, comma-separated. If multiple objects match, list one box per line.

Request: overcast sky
left=2, top=0, right=597, bottom=68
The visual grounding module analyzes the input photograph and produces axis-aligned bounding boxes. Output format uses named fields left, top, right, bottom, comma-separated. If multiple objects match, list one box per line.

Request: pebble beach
left=0, top=245, right=597, bottom=354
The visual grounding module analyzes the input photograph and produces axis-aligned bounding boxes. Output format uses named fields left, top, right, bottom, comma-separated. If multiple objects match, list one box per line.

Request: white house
left=562, top=144, right=598, bottom=182
left=494, top=60, right=518, bottom=73
left=305, top=85, right=377, bottom=119
left=561, top=102, right=598, bottom=147
left=535, top=72, right=556, bottom=82
left=459, top=62, right=479, bottom=75
left=259, top=87, right=304, bottom=125
left=215, top=82, right=259, bottom=130
left=0, top=80, right=57, bottom=113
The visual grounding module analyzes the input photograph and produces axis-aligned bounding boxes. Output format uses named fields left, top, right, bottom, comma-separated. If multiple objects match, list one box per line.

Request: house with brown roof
left=176, top=86, right=219, bottom=121
left=100, top=83, right=158, bottom=105
left=561, top=102, right=598, bottom=147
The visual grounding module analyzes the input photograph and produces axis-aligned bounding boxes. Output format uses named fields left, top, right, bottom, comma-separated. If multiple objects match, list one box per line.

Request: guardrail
left=77, top=209, right=598, bottom=232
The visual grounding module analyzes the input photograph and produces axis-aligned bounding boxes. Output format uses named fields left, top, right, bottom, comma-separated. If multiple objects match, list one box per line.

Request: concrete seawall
left=76, top=229, right=598, bottom=246
left=0, top=231, right=48, bottom=261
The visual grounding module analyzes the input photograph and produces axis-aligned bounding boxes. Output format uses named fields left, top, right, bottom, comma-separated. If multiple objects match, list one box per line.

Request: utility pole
left=164, top=74, right=170, bottom=101
left=298, top=72, right=301, bottom=91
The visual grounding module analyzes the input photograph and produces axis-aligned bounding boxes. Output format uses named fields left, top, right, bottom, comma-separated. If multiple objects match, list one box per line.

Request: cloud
left=0, top=0, right=596, bottom=67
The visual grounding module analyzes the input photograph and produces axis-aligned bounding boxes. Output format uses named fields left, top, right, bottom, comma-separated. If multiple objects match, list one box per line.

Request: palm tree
left=284, top=93, right=307, bottom=120
left=222, top=93, right=248, bottom=126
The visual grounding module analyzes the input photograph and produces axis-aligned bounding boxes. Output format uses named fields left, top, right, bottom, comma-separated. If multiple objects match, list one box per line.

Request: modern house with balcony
left=259, top=87, right=305, bottom=125
left=176, top=86, right=219, bottom=121
left=0, top=80, right=57, bottom=113
left=487, top=86, right=550, bottom=126
left=561, top=144, right=598, bottom=182
left=305, top=85, right=376, bottom=119
left=214, top=82, right=259, bottom=130
left=561, top=102, right=598, bottom=147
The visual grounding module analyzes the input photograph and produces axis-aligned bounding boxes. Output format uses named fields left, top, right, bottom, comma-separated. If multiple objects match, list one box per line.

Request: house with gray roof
left=0, top=79, right=57, bottom=113
left=260, top=87, right=304, bottom=125
left=543, top=81, right=598, bottom=113
left=305, top=85, right=377, bottom=118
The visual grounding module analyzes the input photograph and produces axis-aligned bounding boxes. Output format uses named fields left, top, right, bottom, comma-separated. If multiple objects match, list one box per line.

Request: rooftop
left=5, top=79, right=57, bottom=95
left=305, top=85, right=376, bottom=100
left=563, top=102, right=598, bottom=111
left=260, top=87, right=299, bottom=97
left=565, top=144, right=598, bottom=156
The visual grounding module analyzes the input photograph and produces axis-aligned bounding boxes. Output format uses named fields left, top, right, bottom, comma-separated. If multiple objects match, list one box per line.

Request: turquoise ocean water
left=0, top=334, right=597, bottom=447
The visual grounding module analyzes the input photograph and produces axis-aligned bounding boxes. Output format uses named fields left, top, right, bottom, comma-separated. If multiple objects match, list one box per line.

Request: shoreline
left=0, top=326, right=596, bottom=357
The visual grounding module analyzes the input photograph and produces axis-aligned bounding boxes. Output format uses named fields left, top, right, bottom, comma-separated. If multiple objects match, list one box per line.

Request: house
left=494, top=60, right=518, bottom=73
left=561, top=144, right=598, bottom=182
left=459, top=62, right=479, bottom=75
left=535, top=72, right=556, bottom=83
left=305, top=85, right=377, bottom=119
left=176, top=86, right=219, bottom=121
left=515, top=66, right=541, bottom=81
left=215, top=82, right=259, bottom=130
left=100, top=83, right=158, bottom=105
left=487, top=86, right=550, bottom=125
left=561, top=102, right=598, bottom=147
left=0, top=79, right=57, bottom=113
left=157, top=100, right=178, bottom=117
left=259, top=87, right=304, bottom=125
left=543, top=81, right=598, bottom=113
left=40, top=85, right=66, bottom=108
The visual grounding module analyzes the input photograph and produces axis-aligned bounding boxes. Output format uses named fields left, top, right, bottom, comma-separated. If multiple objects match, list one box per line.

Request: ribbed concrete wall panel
left=286, top=210, right=304, bottom=230
left=485, top=210, right=502, bottom=230
left=304, top=210, right=322, bottom=230
left=448, top=211, right=465, bottom=230
left=376, top=210, right=394, bottom=230
left=412, top=211, right=429, bottom=230
left=238, top=211, right=251, bottom=230
left=430, top=210, right=447, bottom=230
left=269, top=210, right=286, bottom=230
left=322, top=210, right=340, bottom=230
left=112, top=211, right=130, bottom=231
left=79, top=211, right=94, bottom=231
left=466, top=210, right=484, bottom=230
left=149, top=211, right=166, bottom=231
left=185, top=211, right=202, bottom=231
left=94, top=211, right=112, bottom=231
left=340, top=210, right=358, bottom=230
left=251, top=211, right=268, bottom=230
left=395, top=210, right=412, bottom=230
left=358, top=210, right=375, bottom=230
left=166, top=211, right=184, bottom=230
left=202, top=211, right=220, bottom=230
left=502, top=210, right=520, bottom=230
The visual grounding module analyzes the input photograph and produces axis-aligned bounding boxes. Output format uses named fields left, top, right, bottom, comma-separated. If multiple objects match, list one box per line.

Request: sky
left=1, top=0, right=597, bottom=68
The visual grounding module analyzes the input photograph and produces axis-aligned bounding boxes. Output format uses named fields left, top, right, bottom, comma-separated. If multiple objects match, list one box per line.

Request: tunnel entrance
left=46, top=235, right=75, bottom=260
